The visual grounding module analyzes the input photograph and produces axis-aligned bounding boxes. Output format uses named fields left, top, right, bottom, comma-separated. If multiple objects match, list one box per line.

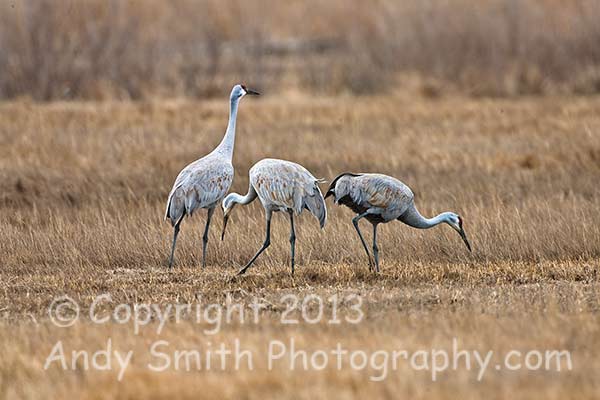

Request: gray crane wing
left=250, top=159, right=327, bottom=227
left=165, top=156, right=233, bottom=224
left=333, top=173, right=414, bottom=220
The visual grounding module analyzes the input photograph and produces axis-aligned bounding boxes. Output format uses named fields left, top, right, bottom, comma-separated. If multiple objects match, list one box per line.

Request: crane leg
left=168, top=216, right=184, bottom=269
left=201, top=207, right=215, bottom=269
left=289, top=211, right=296, bottom=276
left=238, top=210, right=272, bottom=275
left=352, top=212, right=374, bottom=270
left=372, top=223, right=380, bottom=273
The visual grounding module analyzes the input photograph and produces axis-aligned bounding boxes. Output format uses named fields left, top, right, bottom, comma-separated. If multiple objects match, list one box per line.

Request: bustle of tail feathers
left=164, top=196, right=173, bottom=222
left=324, top=172, right=361, bottom=199
left=165, top=189, right=185, bottom=226
left=304, top=182, right=327, bottom=229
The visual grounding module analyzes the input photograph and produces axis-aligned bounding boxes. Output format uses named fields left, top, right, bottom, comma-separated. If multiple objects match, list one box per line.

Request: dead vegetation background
left=1, top=0, right=600, bottom=100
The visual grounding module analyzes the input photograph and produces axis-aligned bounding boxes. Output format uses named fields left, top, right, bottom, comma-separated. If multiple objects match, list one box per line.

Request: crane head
left=231, top=84, right=260, bottom=100
left=445, top=213, right=472, bottom=252
left=221, top=195, right=237, bottom=241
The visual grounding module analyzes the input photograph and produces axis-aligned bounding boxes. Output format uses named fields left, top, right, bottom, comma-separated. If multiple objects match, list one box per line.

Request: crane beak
left=221, top=215, right=229, bottom=241
left=245, top=88, right=260, bottom=96
left=458, top=227, right=472, bottom=252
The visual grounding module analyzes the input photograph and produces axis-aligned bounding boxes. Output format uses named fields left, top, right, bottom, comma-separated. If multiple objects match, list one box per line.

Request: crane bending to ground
left=221, top=158, right=327, bottom=275
left=165, top=84, right=259, bottom=268
left=325, top=173, right=471, bottom=272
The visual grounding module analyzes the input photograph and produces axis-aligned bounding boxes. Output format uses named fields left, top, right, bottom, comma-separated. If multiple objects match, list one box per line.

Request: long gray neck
left=215, top=97, right=239, bottom=160
left=226, top=182, right=258, bottom=208
left=400, top=204, right=449, bottom=229
left=229, top=191, right=256, bottom=206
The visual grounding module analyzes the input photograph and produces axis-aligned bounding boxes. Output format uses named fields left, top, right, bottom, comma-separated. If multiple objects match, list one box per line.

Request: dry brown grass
left=1, top=93, right=600, bottom=398
left=2, top=0, right=600, bottom=99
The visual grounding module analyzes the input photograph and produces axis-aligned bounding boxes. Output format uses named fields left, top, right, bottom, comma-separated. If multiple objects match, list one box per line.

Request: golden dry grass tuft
left=1, top=93, right=600, bottom=398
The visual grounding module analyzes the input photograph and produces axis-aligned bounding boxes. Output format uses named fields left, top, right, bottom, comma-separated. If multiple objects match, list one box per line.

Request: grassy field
left=1, top=93, right=600, bottom=398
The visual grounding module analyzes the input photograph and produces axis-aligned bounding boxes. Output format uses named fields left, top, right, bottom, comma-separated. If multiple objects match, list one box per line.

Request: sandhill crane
left=165, top=84, right=259, bottom=268
left=221, top=158, right=327, bottom=275
left=325, top=173, right=471, bottom=272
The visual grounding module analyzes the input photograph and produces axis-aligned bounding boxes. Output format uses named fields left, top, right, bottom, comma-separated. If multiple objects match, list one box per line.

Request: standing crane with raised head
left=325, top=173, right=471, bottom=272
left=220, top=158, right=327, bottom=275
left=165, top=84, right=260, bottom=268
